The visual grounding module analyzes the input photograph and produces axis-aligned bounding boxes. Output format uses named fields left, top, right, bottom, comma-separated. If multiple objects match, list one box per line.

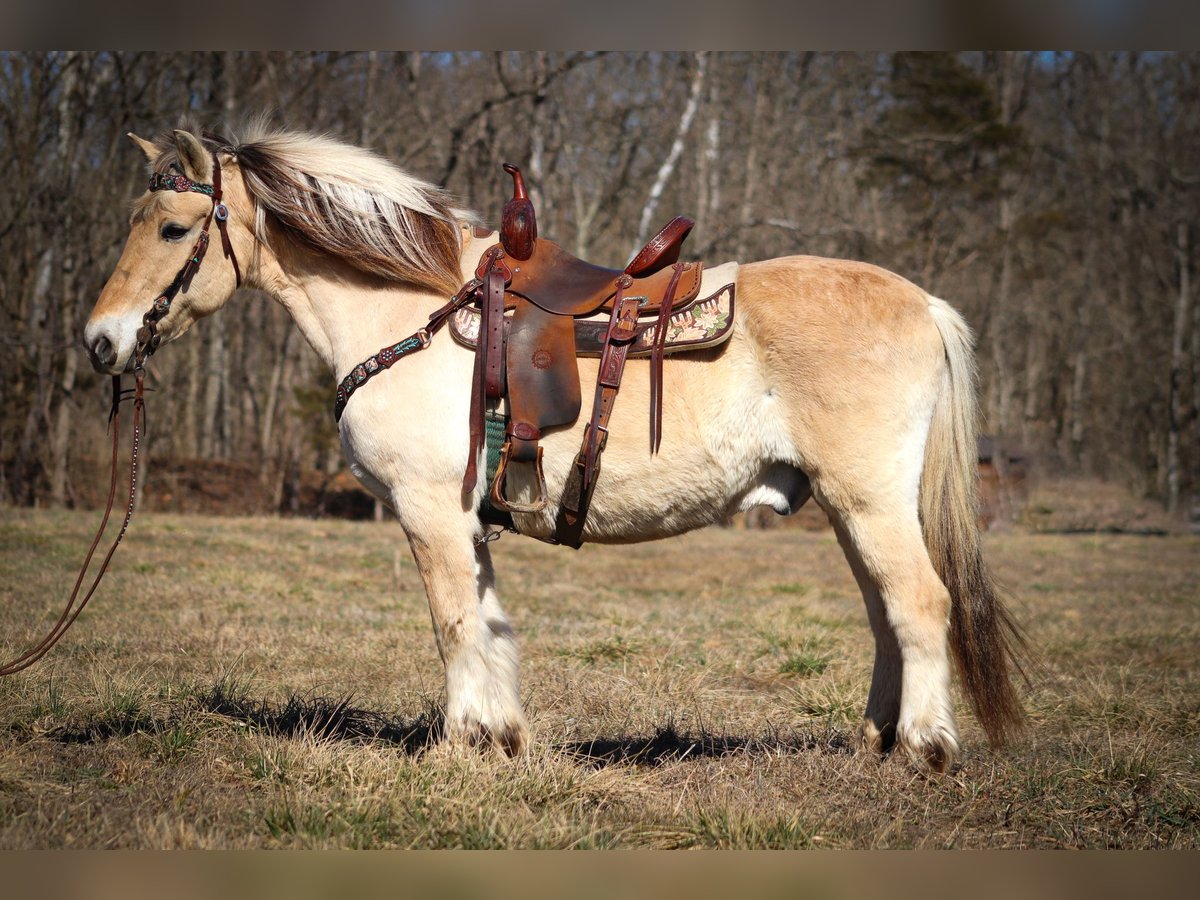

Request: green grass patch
left=561, top=636, right=638, bottom=664
left=779, top=652, right=829, bottom=678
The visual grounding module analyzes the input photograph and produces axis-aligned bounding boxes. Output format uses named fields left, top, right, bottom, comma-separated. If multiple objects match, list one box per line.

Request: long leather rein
left=0, top=151, right=239, bottom=676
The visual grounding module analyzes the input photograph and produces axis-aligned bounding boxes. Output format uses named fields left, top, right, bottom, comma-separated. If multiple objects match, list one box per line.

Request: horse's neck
left=259, top=228, right=494, bottom=379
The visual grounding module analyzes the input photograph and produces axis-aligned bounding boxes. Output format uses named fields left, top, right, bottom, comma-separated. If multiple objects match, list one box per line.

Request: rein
left=0, top=151, right=239, bottom=676
left=0, top=376, right=144, bottom=675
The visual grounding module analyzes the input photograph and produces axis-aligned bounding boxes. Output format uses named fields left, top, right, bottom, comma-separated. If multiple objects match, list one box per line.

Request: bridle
left=135, top=151, right=242, bottom=369
left=0, top=149, right=241, bottom=676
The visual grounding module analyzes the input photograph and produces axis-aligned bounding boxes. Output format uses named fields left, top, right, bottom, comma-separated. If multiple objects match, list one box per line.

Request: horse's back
left=736, top=255, right=942, bottom=350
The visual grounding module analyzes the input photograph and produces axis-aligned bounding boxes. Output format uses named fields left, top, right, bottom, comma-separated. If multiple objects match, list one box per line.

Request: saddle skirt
left=449, top=262, right=738, bottom=358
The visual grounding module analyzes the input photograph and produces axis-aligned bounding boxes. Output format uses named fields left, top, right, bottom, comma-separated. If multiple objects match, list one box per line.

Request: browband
left=148, top=171, right=215, bottom=196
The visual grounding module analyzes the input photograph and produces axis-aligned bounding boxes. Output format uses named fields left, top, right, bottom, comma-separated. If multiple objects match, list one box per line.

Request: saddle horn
left=500, top=163, right=537, bottom=261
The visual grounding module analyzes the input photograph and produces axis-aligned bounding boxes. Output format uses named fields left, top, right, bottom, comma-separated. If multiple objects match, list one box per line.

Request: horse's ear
left=127, top=132, right=159, bottom=164
left=172, top=129, right=213, bottom=183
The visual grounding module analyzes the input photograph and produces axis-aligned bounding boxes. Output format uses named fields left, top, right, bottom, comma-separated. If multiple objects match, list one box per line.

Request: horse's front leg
left=404, top=506, right=528, bottom=755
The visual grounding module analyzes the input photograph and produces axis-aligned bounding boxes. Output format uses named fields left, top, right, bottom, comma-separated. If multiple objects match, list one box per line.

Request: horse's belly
left=509, top=327, right=801, bottom=543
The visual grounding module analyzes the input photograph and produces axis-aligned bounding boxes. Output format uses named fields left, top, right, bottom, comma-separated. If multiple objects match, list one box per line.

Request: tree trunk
left=633, top=52, right=707, bottom=254
left=735, top=53, right=771, bottom=262
left=695, top=58, right=721, bottom=241
left=49, top=51, right=80, bottom=506
left=1067, top=240, right=1097, bottom=467
left=1167, top=222, right=1191, bottom=513
left=260, top=323, right=294, bottom=463
left=19, top=247, right=55, bottom=504
left=200, top=318, right=226, bottom=458
left=991, top=189, right=1019, bottom=437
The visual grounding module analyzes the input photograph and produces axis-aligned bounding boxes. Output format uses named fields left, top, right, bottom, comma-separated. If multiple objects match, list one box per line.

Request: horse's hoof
left=896, top=726, right=958, bottom=774
left=447, top=717, right=529, bottom=757
left=857, top=718, right=897, bottom=756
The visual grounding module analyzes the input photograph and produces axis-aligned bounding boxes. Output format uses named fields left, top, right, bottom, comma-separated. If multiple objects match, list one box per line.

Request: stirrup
left=489, top=442, right=549, bottom=514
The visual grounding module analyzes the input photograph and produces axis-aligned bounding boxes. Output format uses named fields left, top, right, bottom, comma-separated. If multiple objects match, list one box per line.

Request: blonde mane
left=143, top=124, right=475, bottom=297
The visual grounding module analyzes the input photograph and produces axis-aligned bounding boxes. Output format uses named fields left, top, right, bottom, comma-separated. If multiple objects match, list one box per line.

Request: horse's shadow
left=558, top=725, right=853, bottom=768
left=50, top=685, right=853, bottom=767
left=197, top=685, right=443, bottom=755
left=48, top=684, right=441, bottom=756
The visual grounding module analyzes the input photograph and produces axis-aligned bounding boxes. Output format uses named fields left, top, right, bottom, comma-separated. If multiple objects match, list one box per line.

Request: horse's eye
left=161, top=223, right=190, bottom=242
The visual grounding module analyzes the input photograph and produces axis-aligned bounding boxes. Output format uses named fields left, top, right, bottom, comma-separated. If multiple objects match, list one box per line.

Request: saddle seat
left=496, top=216, right=696, bottom=317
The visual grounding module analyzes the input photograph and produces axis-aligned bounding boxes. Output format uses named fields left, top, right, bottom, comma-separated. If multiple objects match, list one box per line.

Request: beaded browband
left=148, top=171, right=216, bottom=197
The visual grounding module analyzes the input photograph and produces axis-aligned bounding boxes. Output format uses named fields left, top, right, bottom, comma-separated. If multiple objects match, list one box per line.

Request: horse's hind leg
left=823, top=491, right=959, bottom=771
left=834, top=530, right=902, bottom=754
left=404, top=512, right=528, bottom=755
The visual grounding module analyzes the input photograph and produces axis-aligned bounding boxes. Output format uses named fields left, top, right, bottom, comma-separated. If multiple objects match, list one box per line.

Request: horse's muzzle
left=83, top=318, right=132, bottom=374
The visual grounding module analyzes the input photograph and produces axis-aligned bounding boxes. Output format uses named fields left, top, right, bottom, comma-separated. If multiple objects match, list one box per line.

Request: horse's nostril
left=92, top=335, right=116, bottom=367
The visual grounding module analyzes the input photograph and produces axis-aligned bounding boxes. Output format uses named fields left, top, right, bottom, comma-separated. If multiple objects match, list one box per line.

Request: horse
left=83, top=125, right=1025, bottom=772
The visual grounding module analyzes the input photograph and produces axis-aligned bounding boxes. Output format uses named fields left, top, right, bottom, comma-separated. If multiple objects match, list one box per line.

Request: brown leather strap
left=649, top=262, right=686, bottom=453
left=554, top=277, right=639, bottom=547
left=463, top=344, right=485, bottom=494
left=483, top=268, right=506, bottom=399
left=583, top=291, right=640, bottom=484
left=464, top=260, right=508, bottom=494
left=211, top=154, right=242, bottom=288
left=0, top=373, right=145, bottom=676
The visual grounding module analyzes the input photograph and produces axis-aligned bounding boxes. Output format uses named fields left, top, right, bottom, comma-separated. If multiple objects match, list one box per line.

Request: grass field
left=1, top=507, right=1197, bottom=848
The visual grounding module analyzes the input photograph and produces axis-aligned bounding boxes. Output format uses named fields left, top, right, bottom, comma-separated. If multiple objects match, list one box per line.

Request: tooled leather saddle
left=466, top=164, right=704, bottom=547
left=333, top=163, right=732, bottom=548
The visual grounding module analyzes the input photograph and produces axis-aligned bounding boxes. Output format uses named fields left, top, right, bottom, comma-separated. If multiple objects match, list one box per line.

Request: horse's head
left=84, top=129, right=248, bottom=374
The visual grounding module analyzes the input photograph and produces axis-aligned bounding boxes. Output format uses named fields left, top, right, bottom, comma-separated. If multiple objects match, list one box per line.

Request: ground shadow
left=48, top=683, right=853, bottom=766
left=556, top=722, right=855, bottom=769
left=196, top=684, right=442, bottom=754
left=49, top=683, right=441, bottom=756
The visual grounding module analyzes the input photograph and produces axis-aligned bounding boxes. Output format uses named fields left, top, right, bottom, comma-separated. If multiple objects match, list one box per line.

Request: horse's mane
left=142, top=122, right=475, bottom=297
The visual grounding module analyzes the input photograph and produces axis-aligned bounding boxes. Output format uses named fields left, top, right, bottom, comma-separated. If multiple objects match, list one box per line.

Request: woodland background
left=1, top=51, right=1197, bottom=518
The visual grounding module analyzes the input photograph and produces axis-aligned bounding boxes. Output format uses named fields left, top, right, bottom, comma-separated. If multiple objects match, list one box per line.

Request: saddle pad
left=451, top=262, right=738, bottom=358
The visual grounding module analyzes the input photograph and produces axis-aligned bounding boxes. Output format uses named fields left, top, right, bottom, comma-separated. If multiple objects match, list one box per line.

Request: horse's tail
left=921, top=296, right=1027, bottom=746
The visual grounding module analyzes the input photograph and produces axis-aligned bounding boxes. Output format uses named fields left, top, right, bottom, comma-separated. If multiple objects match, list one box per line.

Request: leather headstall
left=135, top=151, right=242, bottom=370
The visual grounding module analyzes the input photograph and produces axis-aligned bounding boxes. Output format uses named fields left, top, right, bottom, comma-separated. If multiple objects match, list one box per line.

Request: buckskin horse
left=82, top=126, right=1024, bottom=771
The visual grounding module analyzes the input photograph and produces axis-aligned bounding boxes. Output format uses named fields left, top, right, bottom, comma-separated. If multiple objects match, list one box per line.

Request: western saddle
left=332, top=163, right=717, bottom=547
left=464, top=164, right=704, bottom=547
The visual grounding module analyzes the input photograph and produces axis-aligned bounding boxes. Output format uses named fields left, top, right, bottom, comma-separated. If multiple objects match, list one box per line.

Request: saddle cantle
left=460, top=164, right=725, bottom=547
left=499, top=219, right=697, bottom=317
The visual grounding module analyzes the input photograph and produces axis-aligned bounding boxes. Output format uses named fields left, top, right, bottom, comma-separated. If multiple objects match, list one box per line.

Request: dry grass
left=1, top=507, right=1197, bottom=848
